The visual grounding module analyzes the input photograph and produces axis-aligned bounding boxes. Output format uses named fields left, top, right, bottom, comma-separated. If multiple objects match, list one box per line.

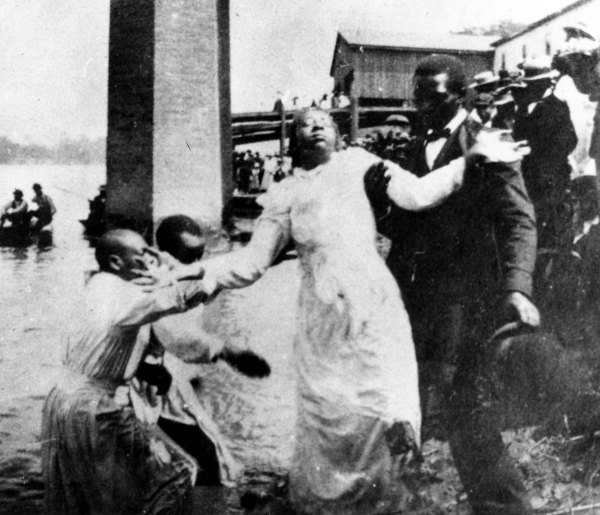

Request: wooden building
left=330, top=29, right=496, bottom=105
left=492, top=0, right=600, bottom=71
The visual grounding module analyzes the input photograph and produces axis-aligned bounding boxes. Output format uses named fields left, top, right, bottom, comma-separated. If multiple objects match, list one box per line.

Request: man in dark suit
left=512, top=59, right=577, bottom=250
left=380, top=55, right=539, bottom=514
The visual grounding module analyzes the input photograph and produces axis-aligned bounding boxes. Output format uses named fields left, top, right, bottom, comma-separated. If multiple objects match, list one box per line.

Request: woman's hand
left=467, top=130, right=530, bottom=166
left=131, top=247, right=205, bottom=291
left=131, top=261, right=175, bottom=291
left=385, top=420, right=418, bottom=457
left=364, top=161, right=392, bottom=219
left=171, top=262, right=205, bottom=282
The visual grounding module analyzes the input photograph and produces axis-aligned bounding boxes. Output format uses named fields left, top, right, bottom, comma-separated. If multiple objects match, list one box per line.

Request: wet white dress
left=203, top=147, right=464, bottom=514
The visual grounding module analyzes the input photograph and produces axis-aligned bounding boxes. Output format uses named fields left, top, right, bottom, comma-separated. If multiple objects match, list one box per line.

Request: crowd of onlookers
left=40, top=21, right=600, bottom=515
left=241, top=27, right=600, bottom=259
left=232, top=150, right=292, bottom=193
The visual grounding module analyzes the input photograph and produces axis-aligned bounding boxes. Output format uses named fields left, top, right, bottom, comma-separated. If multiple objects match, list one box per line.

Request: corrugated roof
left=339, top=29, right=496, bottom=53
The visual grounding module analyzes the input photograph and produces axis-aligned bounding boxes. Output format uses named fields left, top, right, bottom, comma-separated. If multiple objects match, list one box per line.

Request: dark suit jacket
left=513, top=94, right=577, bottom=202
left=379, top=118, right=537, bottom=310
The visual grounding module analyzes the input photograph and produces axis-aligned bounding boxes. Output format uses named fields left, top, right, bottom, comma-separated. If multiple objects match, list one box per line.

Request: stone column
left=107, top=0, right=232, bottom=239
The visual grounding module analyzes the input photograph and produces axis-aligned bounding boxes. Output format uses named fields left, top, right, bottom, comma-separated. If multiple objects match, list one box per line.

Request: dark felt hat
left=570, top=175, right=598, bottom=198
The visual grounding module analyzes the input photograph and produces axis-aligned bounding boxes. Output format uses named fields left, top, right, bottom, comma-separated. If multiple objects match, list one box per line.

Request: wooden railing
left=231, top=105, right=417, bottom=146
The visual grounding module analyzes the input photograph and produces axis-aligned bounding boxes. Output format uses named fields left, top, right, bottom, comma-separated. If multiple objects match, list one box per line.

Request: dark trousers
left=158, top=418, right=221, bottom=486
left=406, top=287, right=532, bottom=515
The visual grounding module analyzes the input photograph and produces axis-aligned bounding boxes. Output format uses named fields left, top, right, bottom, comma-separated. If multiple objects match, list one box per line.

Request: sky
left=0, top=0, right=581, bottom=144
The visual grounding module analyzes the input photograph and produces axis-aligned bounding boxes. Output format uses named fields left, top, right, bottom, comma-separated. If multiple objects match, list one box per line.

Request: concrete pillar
left=107, top=0, right=232, bottom=239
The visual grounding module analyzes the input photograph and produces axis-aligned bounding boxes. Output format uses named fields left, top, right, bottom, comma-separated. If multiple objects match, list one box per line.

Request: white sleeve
left=202, top=180, right=292, bottom=291
left=385, top=158, right=465, bottom=211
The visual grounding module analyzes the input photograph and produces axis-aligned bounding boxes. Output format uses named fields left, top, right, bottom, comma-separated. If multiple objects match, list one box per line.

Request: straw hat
left=385, top=114, right=410, bottom=126
left=468, top=70, right=500, bottom=91
left=518, top=57, right=560, bottom=82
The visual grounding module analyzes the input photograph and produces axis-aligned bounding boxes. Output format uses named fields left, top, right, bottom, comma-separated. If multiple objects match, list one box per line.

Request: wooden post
left=278, top=100, right=286, bottom=157
left=350, top=96, right=359, bottom=143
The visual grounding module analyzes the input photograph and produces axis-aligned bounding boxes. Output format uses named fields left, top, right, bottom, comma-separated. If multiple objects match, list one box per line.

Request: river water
left=0, top=164, right=299, bottom=513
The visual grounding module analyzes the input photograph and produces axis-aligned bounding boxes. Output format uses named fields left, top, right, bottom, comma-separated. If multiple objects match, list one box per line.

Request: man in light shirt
left=0, top=188, right=28, bottom=229
left=42, top=228, right=215, bottom=514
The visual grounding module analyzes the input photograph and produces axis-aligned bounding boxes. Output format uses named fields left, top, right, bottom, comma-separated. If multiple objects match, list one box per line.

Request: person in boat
left=83, top=184, right=107, bottom=234
left=41, top=228, right=217, bottom=514
left=0, top=189, right=29, bottom=230
left=89, top=185, right=106, bottom=220
left=29, top=183, right=56, bottom=231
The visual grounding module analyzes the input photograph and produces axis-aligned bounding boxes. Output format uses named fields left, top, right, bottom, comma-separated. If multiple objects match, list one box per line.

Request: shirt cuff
left=200, top=273, right=219, bottom=298
left=504, top=269, right=533, bottom=298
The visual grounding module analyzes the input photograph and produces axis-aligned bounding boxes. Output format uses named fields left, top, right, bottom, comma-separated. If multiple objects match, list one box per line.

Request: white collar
left=574, top=216, right=600, bottom=244
left=425, top=108, right=467, bottom=140
left=469, top=109, right=483, bottom=124
left=445, top=108, right=467, bottom=134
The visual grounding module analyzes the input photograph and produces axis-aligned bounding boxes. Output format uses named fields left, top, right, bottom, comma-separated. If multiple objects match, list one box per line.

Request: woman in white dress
left=199, top=108, right=526, bottom=514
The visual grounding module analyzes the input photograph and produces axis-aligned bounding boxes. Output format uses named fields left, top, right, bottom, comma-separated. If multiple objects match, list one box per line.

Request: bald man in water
left=41, top=229, right=213, bottom=515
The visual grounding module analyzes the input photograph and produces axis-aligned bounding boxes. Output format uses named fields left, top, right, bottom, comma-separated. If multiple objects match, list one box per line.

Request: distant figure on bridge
left=273, top=90, right=286, bottom=113
left=331, top=90, right=340, bottom=108
left=0, top=189, right=28, bottom=230
left=318, top=93, right=330, bottom=110
left=339, top=92, right=350, bottom=108
left=331, top=89, right=351, bottom=109
left=29, top=183, right=56, bottom=231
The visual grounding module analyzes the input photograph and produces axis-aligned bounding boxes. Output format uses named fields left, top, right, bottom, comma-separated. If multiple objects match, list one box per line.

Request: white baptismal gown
left=203, top=146, right=464, bottom=513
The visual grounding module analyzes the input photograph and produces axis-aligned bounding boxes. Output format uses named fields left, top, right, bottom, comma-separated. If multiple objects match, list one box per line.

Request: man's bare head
left=95, top=229, right=151, bottom=280
left=156, top=215, right=205, bottom=264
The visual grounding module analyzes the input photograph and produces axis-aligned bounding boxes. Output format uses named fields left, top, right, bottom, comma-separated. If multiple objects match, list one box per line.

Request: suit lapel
left=431, top=124, right=463, bottom=171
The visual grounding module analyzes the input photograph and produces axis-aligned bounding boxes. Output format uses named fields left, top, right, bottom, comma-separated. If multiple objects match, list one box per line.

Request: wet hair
left=414, top=54, right=467, bottom=97
left=155, top=215, right=204, bottom=262
left=288, top=108, right=342, bottom=168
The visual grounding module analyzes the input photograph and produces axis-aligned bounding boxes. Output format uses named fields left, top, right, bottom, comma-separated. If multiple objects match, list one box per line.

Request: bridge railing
left=231, top=106, right=417, bottom=146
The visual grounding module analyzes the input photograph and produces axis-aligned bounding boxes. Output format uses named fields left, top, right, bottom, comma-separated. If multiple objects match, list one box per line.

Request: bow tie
left=425, top=127, right=451, bottom=142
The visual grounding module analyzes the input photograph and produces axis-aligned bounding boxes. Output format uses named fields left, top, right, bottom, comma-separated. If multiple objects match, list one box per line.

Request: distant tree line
left=454, top=19, right=528, bottom=39
left=0, top=136, right=105, bottom=164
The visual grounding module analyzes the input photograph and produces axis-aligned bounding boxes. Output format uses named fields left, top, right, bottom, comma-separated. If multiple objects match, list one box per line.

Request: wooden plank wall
left=349, top=48, right=493, bottom=101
